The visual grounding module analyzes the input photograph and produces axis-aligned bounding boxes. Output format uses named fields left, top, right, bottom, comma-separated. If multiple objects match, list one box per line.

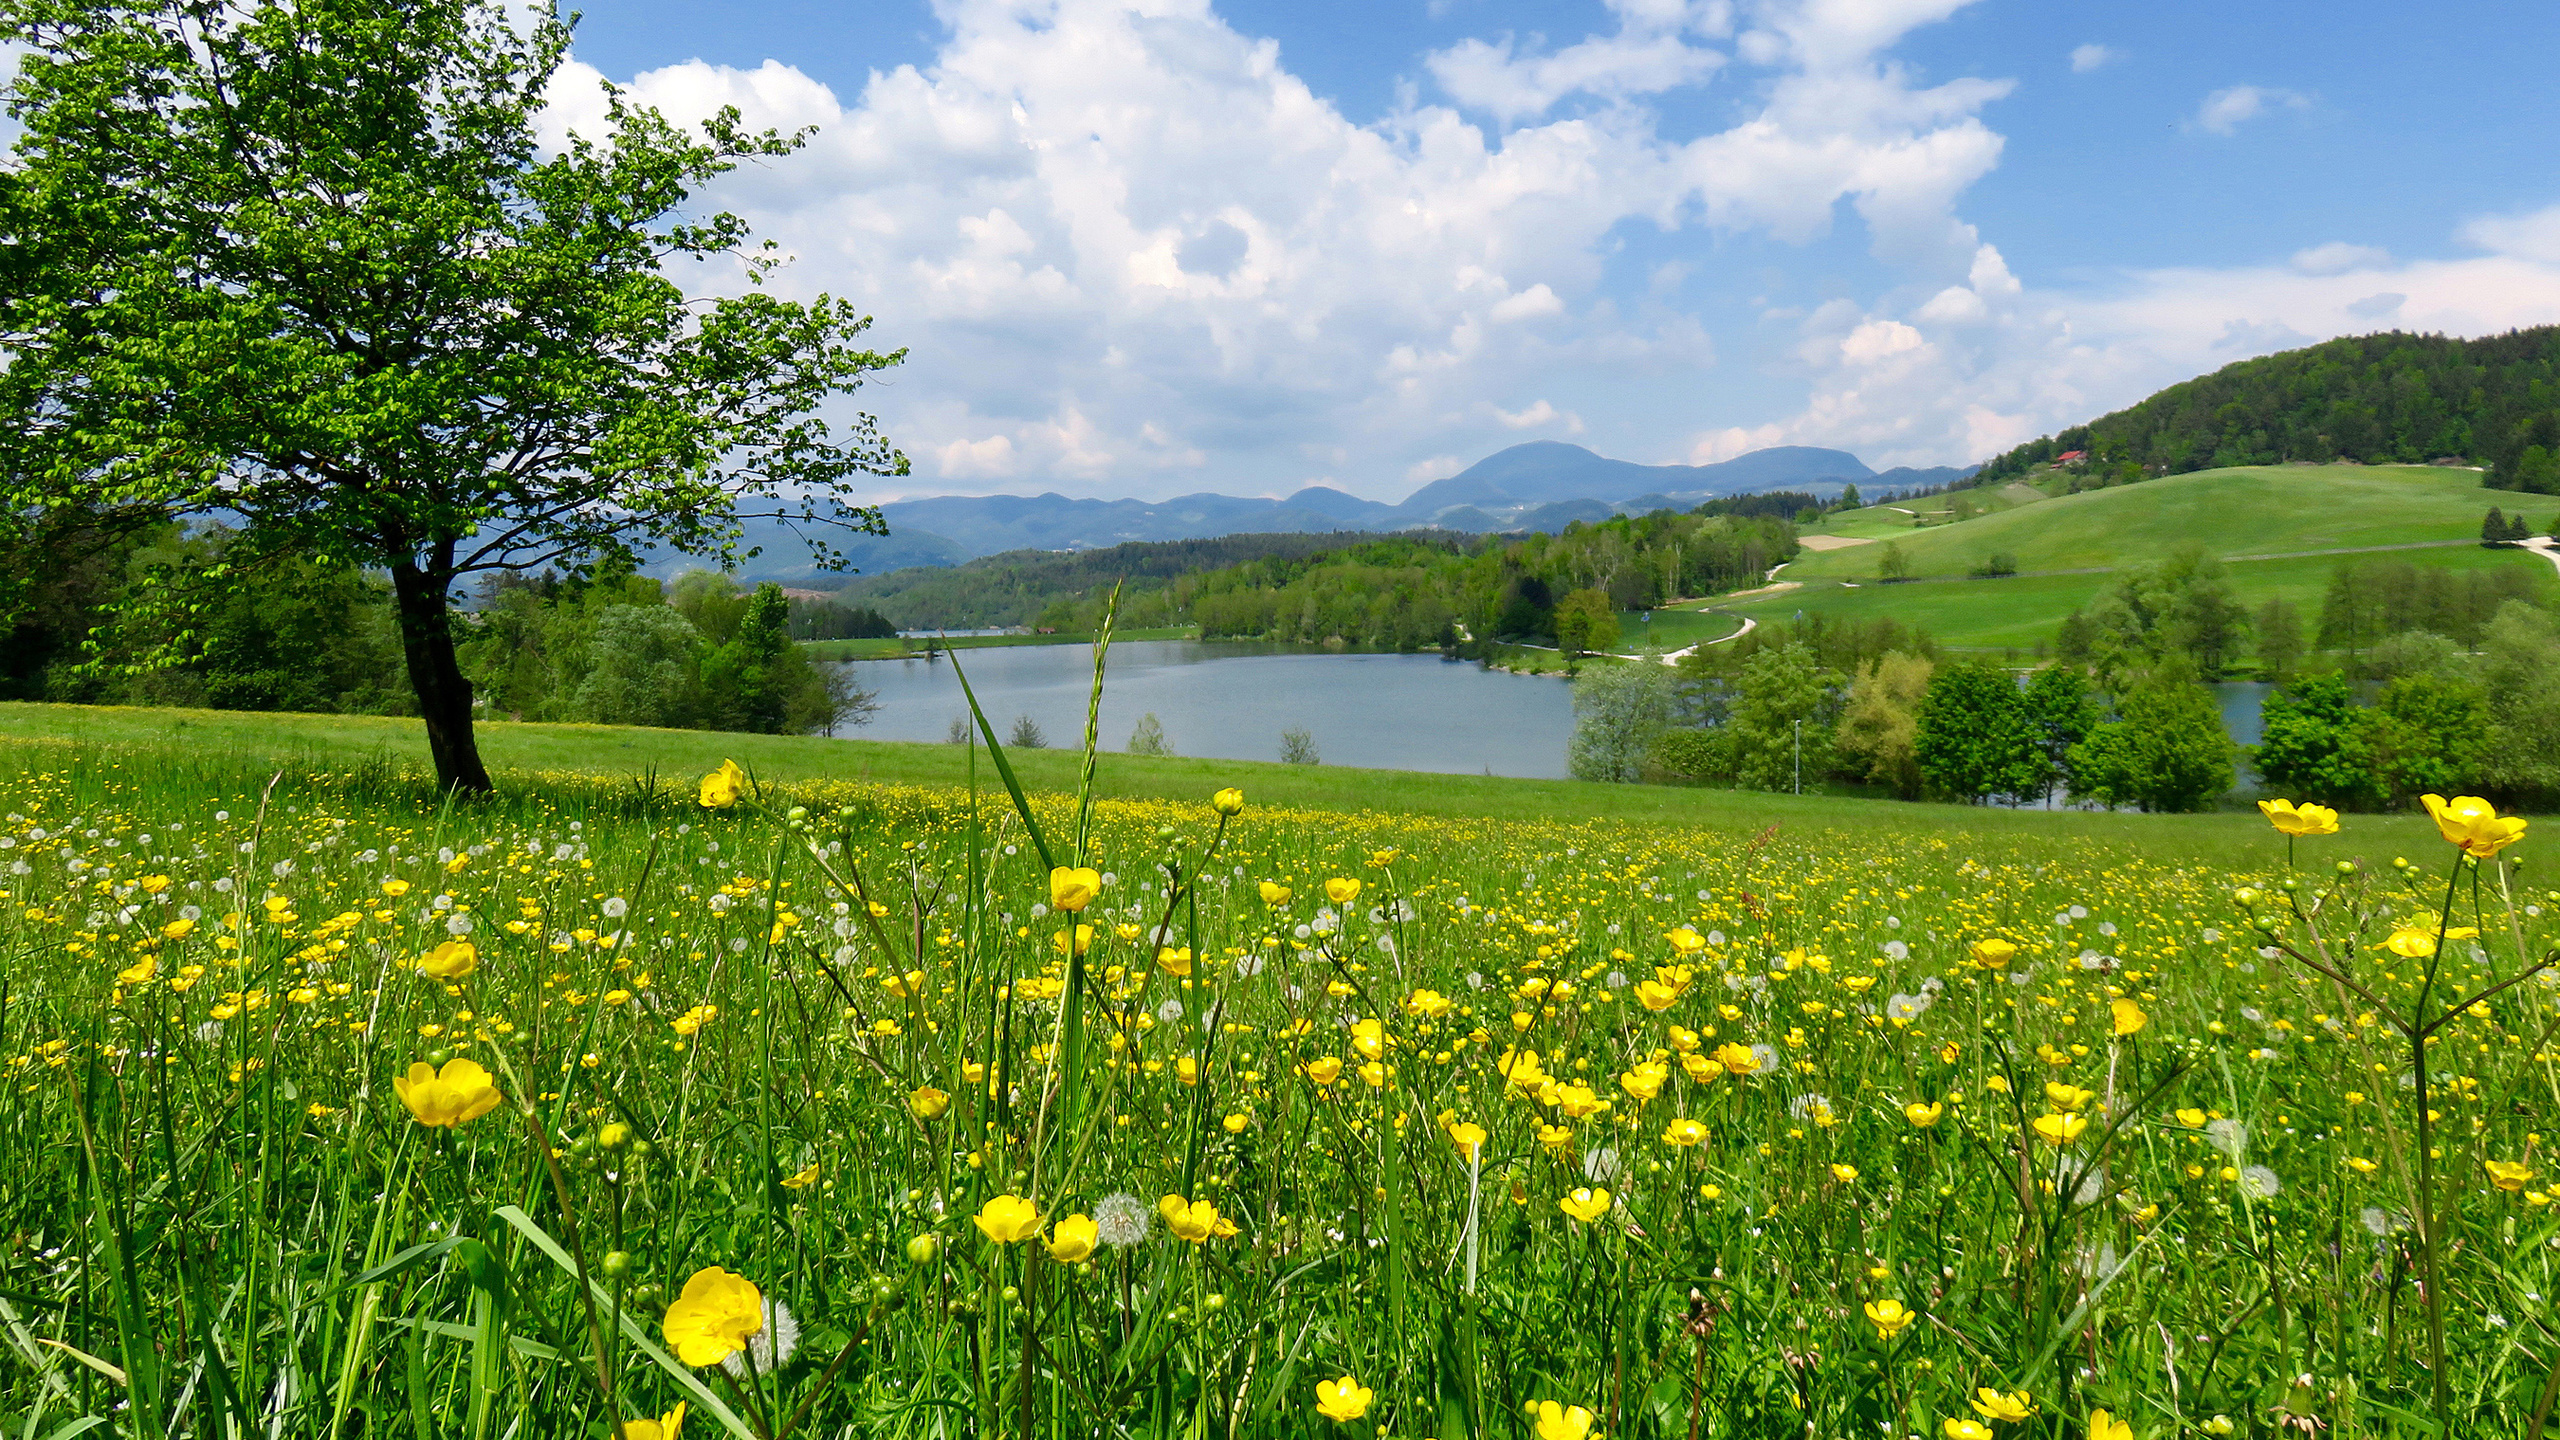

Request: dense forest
left=829, top=531, right=1424, bottom=630
left=1973, top=327, right=2560, bottom=491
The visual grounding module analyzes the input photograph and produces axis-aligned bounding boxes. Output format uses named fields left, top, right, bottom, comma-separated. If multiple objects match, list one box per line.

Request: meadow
left=1, top=705, right=2553, bottom=1439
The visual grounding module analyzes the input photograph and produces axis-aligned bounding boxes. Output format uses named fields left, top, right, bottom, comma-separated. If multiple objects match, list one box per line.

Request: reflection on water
left=831, top=641, right=1578, bottom=779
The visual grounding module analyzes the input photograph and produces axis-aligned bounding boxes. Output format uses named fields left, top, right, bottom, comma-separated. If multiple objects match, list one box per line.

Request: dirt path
left=2522, top=536, right=2560, bottom=578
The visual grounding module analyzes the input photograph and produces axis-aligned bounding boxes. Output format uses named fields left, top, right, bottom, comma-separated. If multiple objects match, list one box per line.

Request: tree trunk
left=389, top=560, right=495, bottom=793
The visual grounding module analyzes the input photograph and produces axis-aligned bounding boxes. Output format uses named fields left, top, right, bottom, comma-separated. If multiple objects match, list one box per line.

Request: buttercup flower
left=1325, top=877, right=1362, bottom=905
left=1314, top=1375, right=1372, bottom=1423
left=973, top=1195, right=1043, bottom=1243
left=908, top=1086, right=952, bottom=1120
left=1211, top=787, right=1246, bottom=816
left=1053, top=924, right=1095, bottom=957
left=1160, top=1194, right=1234, bottom=1242
left=1446, top=1120, right=1489, bottom=1157
left=1943, top=1422, right=1995, bottom=1440
left=393, top=1058, right=503, bottom=1128
left=2110, top=999, right=2147, bottom=1037
left=1970, top=938, right=2017, bottom=970
left=1259, top=881, right=1292, bottom=905
left=417, top=939, right=477, bottom=980
left=1049, top=866, right=1102, bottom=912
left=1662, top=1117, right=1707, bottom=1147
left=2488, top=1159, right=2536, bottom=1193
left=1047, top=1214, right=1099, bottom=1263
left=1905, top=1101, right=1944, bottom=1128
left=1558, top=1187, right=1611, bottom=1223
left=2258, top=799, right=2339, bottom=836
left=1534, top=1401, right=1595, bottom=1440
left=2422, top=793, right=2528, bottom=859
left=697, top=760, right=746, bottom=809
left=2033, top=1112, right=2090, bottom=1146
left=620, top=1403, right=686, bottom=1440
left=1971, top=1388, right=2034, bottom=1422
left=2088, top=1410, right=2134, bottom=1440
left=1864, top=1297, right=1915, bottom=1339
left=661, top=1267, right=763, bottom=1367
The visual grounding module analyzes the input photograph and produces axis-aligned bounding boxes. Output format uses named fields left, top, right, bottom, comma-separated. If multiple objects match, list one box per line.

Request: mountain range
left=658, top=441, right=1974, bottom=579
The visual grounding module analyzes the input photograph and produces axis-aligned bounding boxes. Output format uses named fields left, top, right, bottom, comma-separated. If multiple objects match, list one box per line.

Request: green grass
left=1726, top=538, right=2554, bottom=651
left=801, top=626, right=1196, bottom=661
left=1792, top=464, right=2499, bottom=583
left=1612, top=608, right=1742, bottom=650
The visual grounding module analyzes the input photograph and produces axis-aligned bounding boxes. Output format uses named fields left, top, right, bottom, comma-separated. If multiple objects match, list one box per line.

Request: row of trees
left=1972, top=328, right=2560, bottom=491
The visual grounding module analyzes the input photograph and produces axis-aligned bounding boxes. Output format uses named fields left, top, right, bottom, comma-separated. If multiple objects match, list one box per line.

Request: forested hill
left=1974, top=327, right=2560, bottom=492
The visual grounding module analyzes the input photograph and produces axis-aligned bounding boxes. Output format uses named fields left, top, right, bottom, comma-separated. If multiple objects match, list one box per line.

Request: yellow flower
left=1534, top=1401, right=1596, bottom=1440
left=2110, top=999, right=2147, bottom=1037
left=1970, top=1388, right=2034, bottom=1422
left=1324, top=877, right=1362, bottom=905
left=393, top=1058, right=503, bottom=1128
left=1211, top=787, right=1246, bottom=816
left=697, top=760, right=747, bottom=809
left=1666, top=925, right=1707, bottom=954
left=973, top=1195, right=1043, bottom=1243
left=161, top=917, right=196, bottom=941
left=1662, top=1117, right=1707, bottom=1147
left=1404, top=987, right=1454, bottom=1018
left=1155, top=946, right=1194, bottom=976
left=417, top=940, right=478, bottom=980
left=1711, top=1041, right=1760, bottom=1075
left=1314, top=1375, right=1373, bottom=1423
left=1300, top=1056, right=1343, bottom=1086
left=1970, top=938, right=2018, bottom=970
left=1223, top=1111, right=1249, bottom=1133
left=2032, top=1112, right=2090, bottom=1147
left=661, top=1267, right=763, bottom=1367
left=1160, top=1194, right=1234, bottom=1242
left=1049, top=866, right=1102, bottom=912
left=620, top=1402, right=687, bottom=1440
left=1905, top=1101, right=1944, bottom=1128
left=1052, top=924, right=1095, bottom=957
left=2258, top=798, right=2340, bottom=836
left=2422, top=793, right=2528, bottom=859
left=1830, top=1163, right=1860, bottom=1183
left=1619, top=1063, right=1668, bottom=1101
left=1351, top=1018, right=1387, bottom=1060
left=781, top=1163, right=819, bottom=1190
left=1259, top=881, right=1293, bottom=905
left=381, top=878, right=412, bottom=898
left=1943, top=1422, right=1995, bottom=1440
left=116, top=956, right=159, bottom=986
left=2488, top=1159, right=2536, bottom=1193
left=1558, top=1187, right=1611, bottom=1223
left=2088, top=1410, right=2134, bottom=1440
left=908, top=1086, right=952, bottom=1120
left=1635, top=980, right=1680, bottom=1012
left=1864, top=1297, right=1915, bottom=1340
left=2175, top=1107, right=2207, bottom=1128
left=1446, top=1120, right=1489, bottom=1158
left=2045, top=1083, right=2095, bottom=1110
left=1047, top=1214, right=1098, bottom=1264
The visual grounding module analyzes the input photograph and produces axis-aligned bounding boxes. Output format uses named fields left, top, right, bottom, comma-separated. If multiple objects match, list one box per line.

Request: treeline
left=1974, top=328, right=2560, bottom=492
left=2, top=514, right=871, bottom=736
left=828, top=531, right=1422, bottom=632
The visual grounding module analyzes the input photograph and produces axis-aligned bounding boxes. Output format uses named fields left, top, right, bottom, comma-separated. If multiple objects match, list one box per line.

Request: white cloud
left=2462, top=204, right=2560, bottom=264
left=1487, top=398, right=1584, bottom=432
left=2289, top=241, right=2391, bottom=275
left=1404, top=454, right=1465, bottom=483
left=1489, top=283, right=1566, bottom=322
left=2068, top=43, right=2118, bottom=73
left=2192, top=84, right=2309, bottom=136
left=1428, top=0, right=1731, bottom=122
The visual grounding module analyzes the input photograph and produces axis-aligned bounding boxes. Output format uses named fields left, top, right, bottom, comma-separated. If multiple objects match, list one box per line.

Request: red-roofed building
left=2055, top=450, right=2088, bottom=466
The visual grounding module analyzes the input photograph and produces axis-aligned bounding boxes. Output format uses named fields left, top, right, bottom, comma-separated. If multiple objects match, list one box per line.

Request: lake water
left=833, top=641, right=1578, bottom=778
left=830, top=644, right=2276, bottom=789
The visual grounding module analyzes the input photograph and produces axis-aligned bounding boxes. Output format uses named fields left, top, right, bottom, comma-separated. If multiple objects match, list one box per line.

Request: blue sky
left=546, top=0, right=2560, bottom=501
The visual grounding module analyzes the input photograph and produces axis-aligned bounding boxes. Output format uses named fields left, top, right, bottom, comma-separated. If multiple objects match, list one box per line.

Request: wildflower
left=1211, top=787, right=1246, bottom=816
left=1160, top=1194, right=1234, bottom=1242
left=2488, top=1159, right=2536, bottom=1192
left=661, top=1267, right=764, bottom=1366
left=1619, top=1063, right=1668, bottom=1101
left=1830, top=1163, right=1859, bottom=1182
left=161, top=917, right=196, bottom=940
left=1943, top=1422, right=1995, bottom=1440
left=697, top=761, right=747, bottom=809
left=1314, top=1375, right=1373, bottom=1423
left=908, top=1086, right=952, bottom=1120
left=1047, top=1214, right=1099, bottom=1264
left=723, top=1296, right=799, bottom=1377
left=1534, top=1401, right=1595, bottom=1440
left=1662, top=1117, right=1707, bottom=1147
left=393, top=1059, right=503, bottom=1128
left=1970, top=1388, right=2034, bottom=1422
left=2110, top=999, right=2147, bottom=1037
left=1404, top=987, right=1453, bottom=1018
left=972, top=1195, right=1043, bottom=1243
left=1156, top=946, right=1194, bottom=976
left=1905, top=1101, right=1944, bottom=1127
left=2239, top=1166, right=2281, bottom=1199
left=1222, top=1112, right=1249, bottom=1132
left=1666, top=926, right=1706, bottom=954
left=1053, top=925, right=1095, bottom=957
left=2421, top=793, right=2528, bottom=859
left=1351, top=1018, right=1387, bottom=1059
left=2033, top=1113, right=2090, bottom=1147
left=116, top=956, right=158, bottom=986
left=1300, top=1056, right=1343, bottom=1086
left=417, top=940, right=478, bottom=980
left=781, top=1163, right=819, bottom=1189
left=1970, top=938, right=2017, bottom=970
left=2205, top=1118, right=2248, bottom=1158
left=1325, top=877, right=1362, bottom=904
left=2258, top=799, right=2339, bottom=836
left=620, top=1403, right=687, bottom=1440
left=2088, top=1410, right=2135, bottom=1440
left=1558, top=1187, right=1611, bottom=1223
left=2046, top=1083, right=2095, bottom=1110
left=1446, top=1120, right=1488, bottom=1157
left=1049, top=866, right=1102, bottom=912
left=1864, top=1298, right=1914, bottom=1340
left=1711, top=1041, right=1759, bottom=1075
left=1259, top=881, right=1292, bottom=905
left=1094, top=1192, right=1152, bottom=1247
left=1636, top=980, right=1680, bottom=1011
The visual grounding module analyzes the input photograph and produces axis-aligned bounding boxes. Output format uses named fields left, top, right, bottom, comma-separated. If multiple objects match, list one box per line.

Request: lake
left=833, top=641, right=1579, bottom=778
left=829, top=643, right=2277, bottom=788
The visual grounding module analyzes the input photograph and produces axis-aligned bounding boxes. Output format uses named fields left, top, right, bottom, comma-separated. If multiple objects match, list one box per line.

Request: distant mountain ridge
left=697, top=441, right=1978, bottom=579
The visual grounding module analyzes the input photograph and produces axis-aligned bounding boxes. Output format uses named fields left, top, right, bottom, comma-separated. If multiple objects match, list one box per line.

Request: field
left=0, top=704, right=2552, bottom=1438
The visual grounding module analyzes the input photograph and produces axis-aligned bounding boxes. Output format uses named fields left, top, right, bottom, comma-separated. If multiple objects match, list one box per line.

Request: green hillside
left=1714, top=463, right=2557, bottom=649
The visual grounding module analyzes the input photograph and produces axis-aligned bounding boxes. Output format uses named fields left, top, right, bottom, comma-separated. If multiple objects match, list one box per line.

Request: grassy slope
left=0, top=700, right=2477, bottom=864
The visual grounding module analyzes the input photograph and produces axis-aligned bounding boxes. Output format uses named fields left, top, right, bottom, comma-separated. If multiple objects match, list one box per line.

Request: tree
left=2478, top=601, right=2560, bottom=808
left=1278, top=727, right=1322, bottom=765
left=1553, top=588, right=1620, bottom=656
left=2254, top=598, right=2305, bottom=682
left=2252, top=673, right=2380, bottom=808
left=1831, top=652, right=1933, bottom=798
left=2486, top=508, right=2514, bottom=545
left=1836, top=483, right=1862, bottom=510
left=793, top=665, right=879, bottom=738
left=1128, top=713, right=1173, bottom=757
left=573, top=605, right=703, bottom=728
left=2020, top=664, right=2100, bottom=803
left=1913, top=660, right=2040, bottom=802
left=1009, top=715, right=1049, bottom=749
left=2068, top=669, right=2235, bottom=812
left=1728, top=644, right=1839, bottom=792
left=2360, top=674, right=2487, bottom=805
left=0, top=0, right=906, bottom=791
left=1567, top=661, right=1673, bottom=783
left=1876, top=542, right=1912, bottom=582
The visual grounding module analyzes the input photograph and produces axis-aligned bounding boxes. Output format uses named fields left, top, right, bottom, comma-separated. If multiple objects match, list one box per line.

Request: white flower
left=445, top=913, right=474, bottom=936
left=602, top=897, right=628, bottom=919
left=1882, top=940, right=1909, bottom=961
left=1155, top=999, right=1185, bottom=1023
left=1788, top=1092, right=1833, bottom=1124
left=722, top=1298, right=800, bottom=1377
left=2239, top=1165, right=2281, bottom=1199
left=1885, top=993, right=1933, bottom=1021
left=2206, top=1119, right=2249, bottom=1159
left=1749, top=1044, right=1780, bottom=1075
left=1094, top=1192, right=1152, bottom=1248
